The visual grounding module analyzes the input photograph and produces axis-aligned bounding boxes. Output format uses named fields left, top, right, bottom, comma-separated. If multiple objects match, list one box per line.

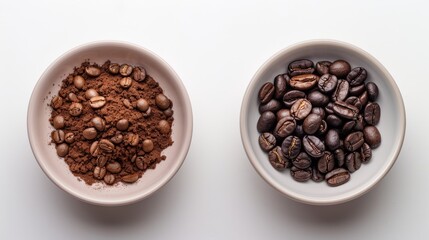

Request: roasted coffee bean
left=366, top=82, right=379, bottom=101
left=345, top=152, right=362, bottom=173
left=363, top=126, right=381, bottom=149
left=276, top=109, right=292, bottom=120
left=315, top=61, right=332, bottom=75
left=332, top=79, right=349, bottom=102
left=56, top=143, right=69, bottom=157
left=135, top=156, right=145, bottom=170
left=85, top=66, right=101, bottom=77
left=85, top=88, right=99, bottom=100
left=345, top=96, right=363, bottom=110
left=334, top=148, right=345, bottom=167
left=91, top=117, right=105, bottom=131
left=51, top=130, right=65, bottom=143
left=120, top=77, right=133, bottom=88
left=97, top=155, right=108, bottom=167
left=119, top=64, right=133, bottom=76
left=68, top=92, right=79, bottom=102
left=329, top=60, right=351, bottom=78
left=307, top=90, right=329, bottom=107
left=290, top=166, right=312, bottom=182
left=354, top=114, right=365, bottom=131
left=361, top=143, right=372, bottom=163
left=64, top=132, right=75, bottom=143
left=136, top=98, right=150, bottom=112
left=312, top=167, right=324, bottom=182
left=293, top=152, right=312, bottom=169
left=318, top=151, right=335, bottom=173
left=143, top=139, right=154, bottom=153
left=349, top=84, right=366, bottom=96
left=317, top=120, right=328, bottom=135
left=290, top=74, right=319, bottom=91
left=303, top=113, right=322, bottom=135
left=51, top=96, right=63, bottom=109
left=325, top=102, right=334, bottom=114
left=104, top=174, right=115, bottom=185
left=122, top=99, right=133, bottom=109
left=359, top=90, right=369, bottom=107
left=257, top=111, right=276, bottom=133
left=122, top=173, right=139, bottom=183
left=83, top=127, right=97, bottom=140
left=274, top=74, right=288, bottom=99
left=294, top=124, right=305, bottom=138
left=110, top=134, right=123, bottom=144
left=364, top=102, right=381, bottom=125
left=318, top=74, right=338, bottom=93
left=325, top=168, right=350, bottom=187
left=99, top=139, right=115, bottom=152
left=258, top=82, right=275, bottom=104
left=326, top=114, right=342, bottom=128
left=333, top=101, right=359, bottom=120
left=93, top=166, right=106, bottom=180
left=274, top=117, right=296, bottom=138
left=73, top=75, right=85, bottom=89
left=303, top=135, right=325, bottom=158
left=158, top=120, right=171, bottom=134
left=116, top=119, right=129, bottom=131
left=311, top=107, right=326, bottom=119
left=281, top=135, right=301, bottom=159
left=291, top=99, right=312, bottom=120
left=108, top=63, right=120, bottom=74
left=259, top=99, right=282, bottom=114
left=164, top=108, right=174, bottom=117
left=69, top=102, right=83, bottom=116
left=90, top=141, right=100, bottom=156
left=89, top=96, right=106, bottom=109
left=268, top=146, right=289, bottom=170
left=288, top=59, right=314, bottom=77
left=156, top=94, right=171, bottom=110
left=325, top=129, right=340, bottom=150
left=283, top=90, right=306, bottom=107
left=106, top=161, right=122, bottom=173
left=344, top=131, right=364, bottom=152
left=342, top=121, right=356, bottom=136
left=259, top=133, right=276, bottom=152
left=126, top=133, right=140, bottom=146
left=347, top=67, right=367, bottom=86
left=132, top=67, right=146, bottom=82
left=53, top=115, right=65, bottom=129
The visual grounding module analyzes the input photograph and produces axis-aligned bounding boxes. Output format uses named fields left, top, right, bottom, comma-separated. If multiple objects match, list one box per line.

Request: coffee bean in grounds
left=49, top=61, right=174, bottom=185
left=257, top=59, right=381, bottom=187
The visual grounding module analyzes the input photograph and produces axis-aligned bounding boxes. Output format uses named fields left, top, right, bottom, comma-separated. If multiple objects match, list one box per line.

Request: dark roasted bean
left=259, top=133, right=277, bottom=152
left=288, top=59, right=314, bottom=76
left=363, top=126, right=381, bottom=149
left=346, top=67, right=367, bottom=86
left=364, top=102, right=381, bottom=125
left=283, top=90, right=306, bottom=107
left=345, top=152, right=362, bottom=173
left=302, top=135, right=325, bottom=158
left=268, top=146, right=289, bottom=170
left=318, top=74, right=338, bottom=93
left=258, top=82, right=275, bottom=104
left=281, top=135, right=301, bottom=159
left=290, top=166, right=312, bottom=182
left=290, top=74, right=319, bottom=90
left=325, top=168, right=350, bottom=186
left=366, top=82, right=379, bottom=101
left=274, top=116, right=296, bottom=138
left=257, top=111, right=276, bottom=133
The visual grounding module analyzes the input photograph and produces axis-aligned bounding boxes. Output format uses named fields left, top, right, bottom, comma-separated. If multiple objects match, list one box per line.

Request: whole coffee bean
left=294, top=124, right=305, bottom=138
left=274, top=117, right=296, bottom=138
left=332, top=79, right=349, bottom=102
left=268, top=146, right=289, bottom=170
left=345, top=96, right=363, bottom=110
left=257, top=111, right=276, bottom=133
left=73, top=75, right=85, bottom=89
left=132, top=67, right=146, bottom=82
left=122, top=173, right=139, bottom=183
left=116, top=119, right=129, bottom=131
left=334, top=148, right=345, bottom=167
left=344, top=131, right=364, bottom=152
left=89, top=96, right=106, bottom=109
left=143, top=139, right=154, bottom=153
left=110, top=134, right=123, bottom=144
left=303, top=113, right=322, bottom=135
left=164, top=108, right=174, bottom=117
left=290, top=166, right=312, bottom=182
left=158, top=120, right=171, bottom=134
left=288, top=59, right=314, bottom=77
left=325, top=102, right=334, bottom=114
left=104, top=174, right=115, bottom=185
left=106, top=161, right=122, bottom=173
left=363, top=126, right=381, bottom=149
left=312, top=167, right=324, bottom=182
left=69, top=102, right=83, bottom=116
left=93, top=166, right=106, bottom=180
left=349, top=84, right=366, bottom=96
left=329, top=60, right=351, bottom=78
left=366, top=82, right=379, bottom=101
left=51, top=96, right=63, bottom=109
left=259, top=133, right=276, bottom=152
left=315, top=61, right=332, bottom=75
left=51, top=130, right=65, bottom=143
left=326, top=114, right=343, bottom=128
left=120, top=77, right=133, bottom=88
left=274, top=74, right=288, bottom=99
left=325, top=129, right=340, bottom=150
left=126, top=133, right=140, bottom=146
left=108, top=63, right=120, bottom=74
left=318, top=74, right=338, bottom=93
left=333, top=101, right=359, bottom=120
left=307, top=90, right=329, bottom=107
left=85, top=88, right=99, bottom=100
left=293, top=152, right=312, bottom=169
left=318, top=151, right=335, bottom=173
left=135, top=156, right=145, bottom=170
left=346, top=67, right=367, bottom=86
left=99, top=139, right=115, bottom=152
left=259, top=99, right=282, bottom=113
left=64, top=132, right=75, bottom=143
left=136, top=98, right=150, bottom=112
left=97, top=155, right=108, bottom=167
left=53, top=115, right=65, bottom=129
left=361, top=142, right=372, bottom=163
left=345, top=152, right=362, bottom=173
left=325, top=168, right=350, bottom=187
left=83, top=127, right=97, bottom=140
left=68, top=92, right=79, bottom=102
left=317, top=120, right=328, bottom=135
left=290, top=74, right=319, bottom=91
left=291, top=98, right=312, bottom=120
left=119, top=64, right=133, bottom=76
left=354, top=114, right=365, bottom=131
left=283, top=90, right=306, bottom=107
left=120, top=98, right=132, bottom=109
left=303, top=135, right=325, bottom=158
left=281, top=135, right=301, bottom=159
left=342, top=121, right=356, bottom=136
left=311, top=107, right=326, bottom=119
left=85, top=66, right=101, bottom=77
left=359, top=90, right=369, bottom=107
left=90, top=141, right=100, bottom=156
left=156, top=94, right=171, bottom=110
left=258, top=82, right=275, bottom=104
left=276, top=109, right=291, bottom=120
left=91, top=117, right=106, bottom=131
left=364, top=102, right=381, bottom=125
left=56, top=143, right=69, bottom=157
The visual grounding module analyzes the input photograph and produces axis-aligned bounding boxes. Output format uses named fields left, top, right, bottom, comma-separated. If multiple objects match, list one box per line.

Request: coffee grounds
left=49, top=60, right=174, bottom=185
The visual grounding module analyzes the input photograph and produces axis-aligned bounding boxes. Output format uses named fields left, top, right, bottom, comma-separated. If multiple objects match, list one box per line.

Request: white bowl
left=28, top=41, right=193, bottom=206
left=240, top=40, right=405, bottom=205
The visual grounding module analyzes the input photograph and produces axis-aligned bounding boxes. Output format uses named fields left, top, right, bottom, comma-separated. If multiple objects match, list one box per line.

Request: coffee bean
left=359, top=90, right=369, bottom=107
left=325, top=129, right=340, bottom=150
left=366, top=82, right=379, bottom=101
left=325, top=168, right=350, bottom=187
left=69, top=102, right=83, bottom=116
left=103, top=174, right=115, bottom=185
left=108, top=63, right=120, bottom=74
left=68, top=92, right=79, bottom=102
left=318, top=74, right=338, bottom=93
left=258, top=82, right=275, bottom=104
left=136, top=98, right=149, bottom=112
left=99, top=139, right=115, bottom=152
left=93, top=166, right=106, bottom=180
left=329, top=60, right=351, bottom=78
left=143, top=139, right=154, bottom=153
left=283, top=90, right=306, bottom=108
left=51, top=130, right=65, bottom=143
left=164, top=108, right=174, bottom=117
left=274, top=74, right=288, bottom=99
left=318, top=151, right=335, bottom=173
left=345, top=96, right=363, bottom=110
left=89, top=96, right=106, bottom=109
left=315, top=61, right=332, bottom=75
left=122, top=173, right=139, bottom=183
left=312, top=167, right=324, bottom=182
left=290, top=166, right=311, bottom=182
left=274, top=116, right=296, bottom=138
left=91, top=117, right=105, bottom=131
left=51, top=96, right=63, bottom=109
left=303, top=135, right=325, bottom=158
left=354, top=114, right=365, bottom=131
left=326, top=114, right=343, bottom=128
left=342, top=120, right=356, bottom=136
left=56, top=143, right=69, bottom=157
left=97, top=155, right=108, bottom=167
left=281, top=135, right=301, bottom=159
left=73, top=75, right=85, bottom=89
left=361, top=142, right=372, bottom=163
left=85, top=66, right=101, bottom=77
left=345, top=152, right=362, bottom=173
left=53, top=115, right=65, bottom=129
left=126, top=133, right=140, bottom=146
left=85, top=89, right=99, bottom=100
left=259, top=99, right=282, bottom=113
left=291, top=98, right=312, bottom=120
left=158, top=120, right=171, bottom=134
left=257, top=111, right=276, bottom=133
left=302, top=113, right=322, bottom=135
left=135, top=156, right=145, bottom=170
left=155, top=94, right=171, bottom=110
left=332, top=79, right=349, bottom=102
left=364, top=102, right=381, bottom=125
left=288, top=59, right=314, bottom=77
left=116, top=119, right=129, bottom=131
left=344, top=131, right=364, bottom=152
left=132, top=67, right=146, bottom=82
left=311, top=107, right=326, bottom=119
left=120, top=77, right=133, bottom=88
left=83, top=127, right=97, bottom=140
left=119, top=64, right=133, bottom=76
left=307, top=90, right=329, bottom=107
left=290, top=74, right=319, bottom=91
left=259, top=133, right=277, bottom=152
left=333, top=101, right=359, bottom=120
left=293, top=152, right=312, bottom=169
left=110, top=134, right=123, bottom=144
left=325, top=102, right=334, bottom=114
left=363, top=126, right=381, bottom=149
left=64, top=132, right=75, bottom=143
left=106, top=161, right=122, bottom=173
left=334, top=148, right=345, bottom=167
left=276, top=109, right=292, bottom=120
left=349, top=84, right=366, bottom=96
left=123, top=99, right=132, bottom=110
left=347, top=67, right=367, bottom=86
left=90, top=141, right=100, bottom=156
left=268, top=146, right=289, bottom=170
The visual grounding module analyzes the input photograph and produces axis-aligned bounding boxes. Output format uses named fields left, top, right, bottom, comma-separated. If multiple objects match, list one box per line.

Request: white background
left=1, top=0, right=428, bottom=239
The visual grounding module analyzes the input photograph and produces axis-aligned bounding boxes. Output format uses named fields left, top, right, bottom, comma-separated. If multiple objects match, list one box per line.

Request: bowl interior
left=241, top=40, right=405, bottom=205
left=28, top=42, right=192, bottom=206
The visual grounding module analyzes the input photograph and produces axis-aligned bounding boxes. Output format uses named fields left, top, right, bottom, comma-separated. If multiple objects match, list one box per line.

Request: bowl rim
left=240, top=39, right=406, bottom=205
left=27, top=40, right=193, bottom=206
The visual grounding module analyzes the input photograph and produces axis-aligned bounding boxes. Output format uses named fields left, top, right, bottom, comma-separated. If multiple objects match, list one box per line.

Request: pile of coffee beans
left=257, top=59, right=381, bottom=186
left=49, top=61, right=173, bottom=185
